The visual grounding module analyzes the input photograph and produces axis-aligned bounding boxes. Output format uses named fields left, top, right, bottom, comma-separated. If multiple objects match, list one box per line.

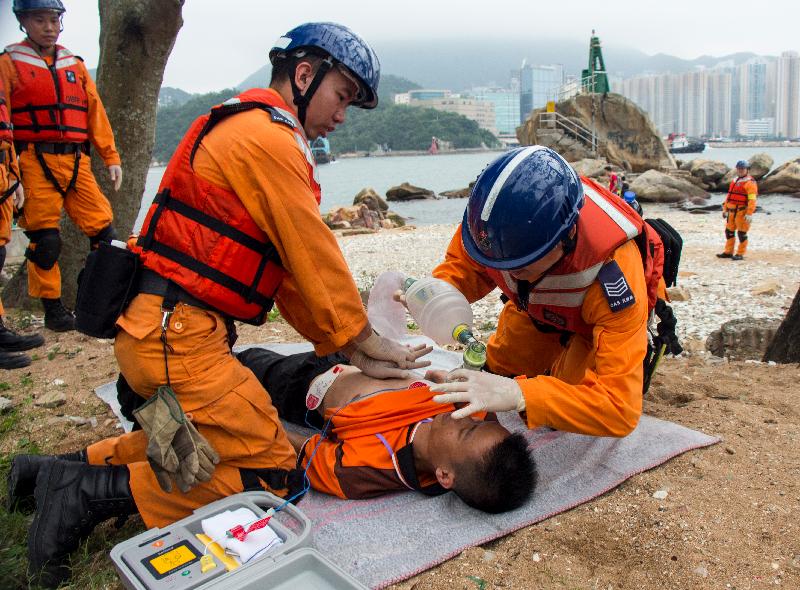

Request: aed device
left=110, top=491, right=368, bottom=590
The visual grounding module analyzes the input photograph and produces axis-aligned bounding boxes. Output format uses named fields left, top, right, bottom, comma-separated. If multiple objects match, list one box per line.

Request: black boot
left=0, top=318, right=44, bottom=352
left=28, top=460, right=137, bottom=588
left=41, top=298, right=75, bottom=332
left=6, top=450, right=87, bottom=513
left=0, top=349, right=32, bottom=369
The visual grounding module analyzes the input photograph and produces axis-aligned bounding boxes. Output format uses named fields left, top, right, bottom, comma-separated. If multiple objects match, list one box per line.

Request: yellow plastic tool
left=195, top=534, right=240, bottom=572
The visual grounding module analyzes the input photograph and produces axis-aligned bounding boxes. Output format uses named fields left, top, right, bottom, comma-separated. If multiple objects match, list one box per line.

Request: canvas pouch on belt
left=75, top=241, right=140, bottom=338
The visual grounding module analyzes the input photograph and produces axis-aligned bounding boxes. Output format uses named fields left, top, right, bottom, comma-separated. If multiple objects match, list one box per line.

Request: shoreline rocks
left=630, top=169, right=709, bottom=202
left=386, top=182, right=436, bottom=201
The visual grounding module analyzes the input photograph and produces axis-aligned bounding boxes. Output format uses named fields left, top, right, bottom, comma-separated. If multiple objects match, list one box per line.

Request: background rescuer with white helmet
left=430, top=146, right=659, bottom=437
left=10, top=22, right=430, bottom=588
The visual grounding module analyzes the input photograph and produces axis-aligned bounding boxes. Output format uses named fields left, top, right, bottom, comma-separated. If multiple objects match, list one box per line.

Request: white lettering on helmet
left=481, top=145, right=546, bottom=222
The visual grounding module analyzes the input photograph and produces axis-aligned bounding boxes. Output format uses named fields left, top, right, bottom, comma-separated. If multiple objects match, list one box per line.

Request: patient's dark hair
left=453, top=433, right=536, bottom=514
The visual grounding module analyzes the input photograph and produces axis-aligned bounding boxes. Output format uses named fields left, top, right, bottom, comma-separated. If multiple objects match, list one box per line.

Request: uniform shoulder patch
left=597, top=260, right=635, bottom=312
left=266, top=107, right=294, bottom=128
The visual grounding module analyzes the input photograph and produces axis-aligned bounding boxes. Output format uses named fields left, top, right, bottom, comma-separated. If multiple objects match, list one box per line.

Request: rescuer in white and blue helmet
left=429, top=146, right=662, bottom=439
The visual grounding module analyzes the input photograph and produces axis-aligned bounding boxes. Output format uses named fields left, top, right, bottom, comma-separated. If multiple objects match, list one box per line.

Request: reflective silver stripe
left=481, top=145, right=545, bottom=221
left=529, top=289, right=587, bottom=307
left=8, top=52, right=47, bottom=69
left=273, top=106, right=302, bottom=130
left=222, top=97, right=241, bottom=106
left=7, top=44, right=40, bottom=58
left=583, top=184, right=638, bottom=239
left=293, top=132, right=319, bottom=184
left=54, top=57, right=76, bottom=69
left=55, top=48, right=74, bottom=60
left=536, top=262, right=603, bottom=290
left=499, top=271, right=515, bottom=292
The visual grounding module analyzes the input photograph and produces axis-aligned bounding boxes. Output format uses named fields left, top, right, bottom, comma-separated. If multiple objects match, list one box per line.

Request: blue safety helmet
left=270, top=22, right=380, bottom=110
left=13, top=0, right=65, bottom=15
left=735, top=160, right=749, bottom=169
left=462, top=146, right=584, bottom=270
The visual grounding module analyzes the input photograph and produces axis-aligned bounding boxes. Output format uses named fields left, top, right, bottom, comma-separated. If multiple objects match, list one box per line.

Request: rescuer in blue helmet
left=269, top=22, right=380, bottom=126
left=12, top=22, right=431, bottom=590
left=429, top=146, right=663, bottom=438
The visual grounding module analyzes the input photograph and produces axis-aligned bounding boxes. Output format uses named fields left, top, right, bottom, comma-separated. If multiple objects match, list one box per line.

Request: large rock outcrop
left=758, top=157, right=800, bottom=194
left=685, top=159, right=729, bottom=190
left=386, top=182, right=436, bottom=201
left=705, top=317, right=782, bottom=361
left=629, top=169, right=709, bottom=203
left=353, top=187, right=389, bottom=212
left=517, top=93, right=675, bottom=172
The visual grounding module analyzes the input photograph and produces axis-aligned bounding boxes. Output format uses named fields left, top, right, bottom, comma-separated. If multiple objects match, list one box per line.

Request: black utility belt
left=15, top=141, right=89, bottom=155
left=137, top=269, right=215, bottom=313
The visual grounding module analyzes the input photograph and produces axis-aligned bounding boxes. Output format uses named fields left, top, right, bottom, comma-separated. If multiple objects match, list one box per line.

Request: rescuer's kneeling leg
left=27, top=460, right=137, bottom=588
left=24, top=228, right=75, bottom=332
left=6, top=450, right=86, bottom=514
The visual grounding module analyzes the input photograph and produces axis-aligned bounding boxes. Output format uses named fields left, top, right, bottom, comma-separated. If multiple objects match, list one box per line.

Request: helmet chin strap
left=290, top=56, right=334, bottom=127
left=515, top=225, right=578, bottom=309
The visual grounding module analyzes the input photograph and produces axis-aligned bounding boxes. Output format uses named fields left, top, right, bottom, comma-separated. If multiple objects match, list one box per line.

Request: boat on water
left=667, top=133, right=706, bottom=154
left=311, top=137, right=332, bottom=164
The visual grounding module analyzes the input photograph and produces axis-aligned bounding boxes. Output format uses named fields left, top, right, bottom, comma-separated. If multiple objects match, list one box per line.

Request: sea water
left=140, top=146, right=800, bottom=231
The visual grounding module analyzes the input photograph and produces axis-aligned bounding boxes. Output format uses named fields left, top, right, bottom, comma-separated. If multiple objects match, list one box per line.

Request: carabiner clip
left=161, top=308, right=173, bottom=332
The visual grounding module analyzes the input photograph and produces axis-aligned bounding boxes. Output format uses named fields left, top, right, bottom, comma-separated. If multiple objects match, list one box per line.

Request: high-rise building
left=519, top=62, right=564, bottom=123
left=469, top=87, right=521, bottom=135
left=707, top=71, right=733, bottom=137
left=776, top=51, right=800, bottom=138
left=737, top=60, right=771, bottom=121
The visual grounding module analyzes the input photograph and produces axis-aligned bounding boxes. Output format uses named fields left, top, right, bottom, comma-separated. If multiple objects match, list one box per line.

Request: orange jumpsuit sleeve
left=432, top=224, right=498, bottom=302
left=744, top=178, right=758, bottom=215
left=298, top=435, right=346, bottom=498
left=78, top=59, right=120, bottom=166
left=0, top=57, right=19, bottom=183
left=517, top=240, right=648, bottom=437
left=193, top=103, right=368, bottom=355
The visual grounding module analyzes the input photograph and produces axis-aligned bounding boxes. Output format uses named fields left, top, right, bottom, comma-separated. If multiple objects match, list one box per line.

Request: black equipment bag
left=644, top=218, right=683, bottom=288
left=75, top=242, right=140, bottom=338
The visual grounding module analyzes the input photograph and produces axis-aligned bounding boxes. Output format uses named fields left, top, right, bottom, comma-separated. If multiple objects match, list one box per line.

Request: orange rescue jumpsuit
left=0, top=76, right=21, bottom=317
left=87, top=89, right=370, bottom=528
left=300, top=385, right=460, bottom=499
left=434, top=230, right=648, bottom=437
left=722, top=175, right=757, bottom=256
left=0, top=45, right=118, bottom=298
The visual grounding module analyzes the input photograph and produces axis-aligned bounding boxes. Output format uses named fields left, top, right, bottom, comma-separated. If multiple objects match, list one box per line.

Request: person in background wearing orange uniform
left=0, top=0, right=122, bottom=332
left=717, top=159, right=757, bottom=261
left=236, top=347, right=535, bottom=513
left=0, top=73, right=45, bottom=369
left=427, top=147, right=660, bottom=438
left=10, top=22, right=430, bottom=588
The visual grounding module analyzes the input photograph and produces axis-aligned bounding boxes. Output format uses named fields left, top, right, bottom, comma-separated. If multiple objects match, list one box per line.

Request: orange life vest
left=135, top=88, right=321, bottom=324
left=4, top=40, right=89, bottom=143
left=485, top=178, right=663, bottom=336
left=0, top=81, right=12, bottom=145
left=726, top=175, right=755, bottom=206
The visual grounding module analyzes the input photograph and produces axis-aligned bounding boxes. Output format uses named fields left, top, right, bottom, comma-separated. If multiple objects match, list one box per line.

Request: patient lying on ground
left=237, top=348, right=536, bottom=514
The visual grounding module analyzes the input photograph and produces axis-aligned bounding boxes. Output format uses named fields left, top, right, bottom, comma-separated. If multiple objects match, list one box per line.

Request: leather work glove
left=108, top=164, right=123, bottom=191
left=133, top=386, right=184, bottom=492
left=171, top=419, right=220, bottom=493
left=351, top=330, right=432, bottom=379
left=744, top=214, right=753, bottom=223
left=430, top=369, right=526, bottom=419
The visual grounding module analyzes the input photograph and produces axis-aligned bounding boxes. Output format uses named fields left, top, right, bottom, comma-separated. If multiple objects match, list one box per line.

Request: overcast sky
left=1, top=0, right=797, bottom=93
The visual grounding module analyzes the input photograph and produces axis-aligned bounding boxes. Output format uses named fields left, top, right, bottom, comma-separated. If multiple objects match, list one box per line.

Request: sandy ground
left=0, top=198, right=799, bottom=589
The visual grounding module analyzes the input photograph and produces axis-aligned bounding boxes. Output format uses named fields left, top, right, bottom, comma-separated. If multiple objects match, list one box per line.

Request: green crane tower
left=581, top=30, right=610, bottom=94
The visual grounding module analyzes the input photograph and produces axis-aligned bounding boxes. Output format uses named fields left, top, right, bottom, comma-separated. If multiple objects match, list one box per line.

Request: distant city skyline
left=0, top=0, right=798, bottom=93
